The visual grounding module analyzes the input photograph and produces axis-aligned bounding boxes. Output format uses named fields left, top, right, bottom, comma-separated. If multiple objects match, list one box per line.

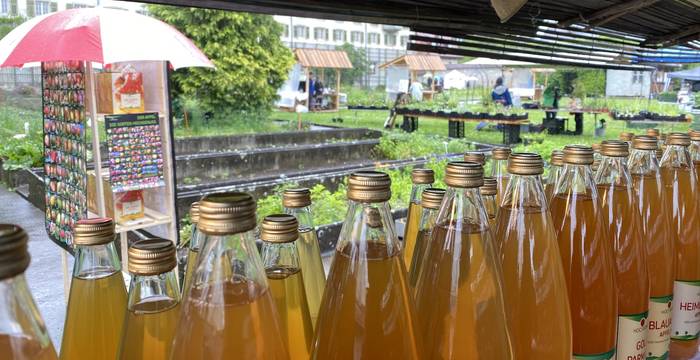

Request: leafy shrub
left=0, top=135, right=43, bottom=170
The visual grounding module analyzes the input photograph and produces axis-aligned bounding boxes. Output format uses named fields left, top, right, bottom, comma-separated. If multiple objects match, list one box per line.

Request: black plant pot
left=450, top=111, right=460, bottom=117
left=437, top=111, right=447, bottom=116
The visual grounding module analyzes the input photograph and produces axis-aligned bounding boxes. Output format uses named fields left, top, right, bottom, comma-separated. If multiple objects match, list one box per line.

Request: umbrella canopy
left=0, top=8, right=213, bottom=69
left=668, top=67, right=700, bottom=81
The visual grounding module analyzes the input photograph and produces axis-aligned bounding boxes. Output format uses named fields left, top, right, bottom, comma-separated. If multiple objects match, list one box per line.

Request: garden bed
left=395, top=107, right=528, bottom=121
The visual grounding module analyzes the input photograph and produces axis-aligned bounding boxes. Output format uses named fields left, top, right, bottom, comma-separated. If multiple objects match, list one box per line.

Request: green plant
left=0, top=135, right=43, bottom=170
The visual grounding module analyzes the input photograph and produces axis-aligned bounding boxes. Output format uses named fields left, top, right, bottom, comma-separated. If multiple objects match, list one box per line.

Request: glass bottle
left=594, top=140, right=650, bottom=359
left=659, top=133, right=700, bottom=358
left=182, top=201, right=201, bottom=294
left=591, top=143, right=602, bottom=173
left=118, top=238, right=180, bottom=360
left=550, top=145, right=617, bottom=359
left=402, top=169, right=434, bottom=274
left=0, top=224, right=58, bottom=360
left=464, top=151, right=486, bottom=165
left=60, top=218, right=127, bottom=360
left=282, top=188, right=326, bottom=329
left=407, top=187, right=445, bottom=290
left=494, top=153, right=572, bottom=358
left=646, top=128, right=660, bottom=139
left=545, top=149, right=564, bottom=204
left=261, top=214, right=314, bottom=360
left=619, top=131, right=634, bottom=145
left=312, top=171, right=422, bottom=359
left=481, top=176, right=498, bottom=227
left=688, top=129, right=700, bottom=183
left=490, top=146, right=511, bottom=205
left=414, top=162, right=513, bottom=359
left=171, top=192, right=288, bottom=359
left=629, top=135, right=676, bottom=359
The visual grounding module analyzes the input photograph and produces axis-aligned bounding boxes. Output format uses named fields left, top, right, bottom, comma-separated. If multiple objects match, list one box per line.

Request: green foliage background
left=147, top=6, right=294, bottom=114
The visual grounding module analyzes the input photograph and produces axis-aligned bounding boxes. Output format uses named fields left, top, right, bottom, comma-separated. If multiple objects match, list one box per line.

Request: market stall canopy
left=294, top=49, right=353, bottom=69
left=463, top=57, right=536, bottom=67
left=0, top=8, right=214, bottom=69
left=668, top=67, right=700, bottom=81
left=379, top=54, right=446, bottom=72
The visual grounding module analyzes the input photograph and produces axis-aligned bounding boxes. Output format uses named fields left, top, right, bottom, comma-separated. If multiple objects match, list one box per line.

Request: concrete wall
left=606, top=70, right=652, bottom=97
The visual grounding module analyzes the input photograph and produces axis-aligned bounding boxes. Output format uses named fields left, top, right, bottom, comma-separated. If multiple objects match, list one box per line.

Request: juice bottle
left=171, top=192, right=289, bottom=359
left=620, top=131, right=634, bottom=144
left=592, top=143, right=602, bottom=173
left=260, top=214, right=314, bottom=360
left=117, top=238, right=180, bottom=360
left=629, top=135, right=676, bottom=359
left=60, top=218, right=127, bottom=360
left=283, top=188, right=326, bottom=329
left=481, top=176, right=498, bottom=227
left=402, top=169, right=434, bottom=274
left=182, top=201, right=202, bottom=294
left=490, top=146, right=512, bottom=205
left=414, top=162, right=513, bottom=359
left=0, top=224, right=58, bottom=360
left=464, top=151, right=486, bottom=165
left=545, top=150, right=564, bottom=204
left=550, top=145, right=618, bottom=359
left=647, top=128, right=660, bottom=139
left=312, top=171, right=422, bottom=359
left=594, top=140, right=650, bottom=359
left=688, top=129, right=700, bottom=183
left=407, top=187, right=445, bottom=290
left=659, top=133, right=700, bottom=359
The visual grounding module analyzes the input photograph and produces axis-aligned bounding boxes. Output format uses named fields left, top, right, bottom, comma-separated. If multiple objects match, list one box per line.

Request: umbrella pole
left=87, top=62, right=106, bottom=217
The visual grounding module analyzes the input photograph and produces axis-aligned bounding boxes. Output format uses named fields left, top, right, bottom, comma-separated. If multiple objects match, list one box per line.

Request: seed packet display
left=104, top=112, right=165, bottom=193
left=41, top=61, right=88, bottom=246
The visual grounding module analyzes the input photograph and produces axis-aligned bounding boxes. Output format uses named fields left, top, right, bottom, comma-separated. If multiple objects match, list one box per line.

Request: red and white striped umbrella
left=0, top=8, right=214, bottom=69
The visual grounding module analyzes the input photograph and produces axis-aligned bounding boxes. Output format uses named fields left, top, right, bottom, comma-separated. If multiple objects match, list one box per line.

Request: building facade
left=0, top=0, right=143, bottom=17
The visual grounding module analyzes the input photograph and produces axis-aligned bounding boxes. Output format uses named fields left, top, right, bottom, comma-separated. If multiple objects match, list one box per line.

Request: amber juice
left=482, top=194, right=498, bottom=227
left=312, top=242, right=421, bottom=359
left=267, top=267, right=313, bottom=359
left=414, top=222, right=512, bottom=359
left=118, top=299, right=179, bottom=359
left=403, top=201, right=422, bottom=268
left=0, top=335, right=57, bottom=360
left=550, top=194, right=617, bottom=357
left=171, top=280, right=289, bottom=359
left=182, top=248, right=198, bottom=294
left=408, top=229, right=431, bottom=289
left=60, top=272, right=127, bottom=359
left=297, top=227, right=325, bottom=326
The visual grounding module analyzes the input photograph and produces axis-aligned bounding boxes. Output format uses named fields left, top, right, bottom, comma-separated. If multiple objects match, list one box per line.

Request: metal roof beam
left=559, top=0, right=661, bottom=28
left=643, top=24, right=700, bottom=46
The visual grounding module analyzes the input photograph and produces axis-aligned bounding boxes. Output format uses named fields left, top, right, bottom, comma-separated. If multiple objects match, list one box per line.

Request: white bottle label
left=572, top=349, right=615, bottom=359
left=671, top=280, right=700, bottom=341
left=615, top=312, right=648, bottom=360
left=647, top=295, right=672, bottom=359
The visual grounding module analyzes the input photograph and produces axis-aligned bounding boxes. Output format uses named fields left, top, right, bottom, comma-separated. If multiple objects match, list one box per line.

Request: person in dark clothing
left=491, top=77, right=512, bottom=106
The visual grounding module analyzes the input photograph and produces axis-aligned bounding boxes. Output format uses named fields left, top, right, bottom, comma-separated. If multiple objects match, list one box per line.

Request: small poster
left=105, top=112, right=165, bottom=193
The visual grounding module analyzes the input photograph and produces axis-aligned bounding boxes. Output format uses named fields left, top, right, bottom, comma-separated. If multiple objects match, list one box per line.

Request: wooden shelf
left=115, top=207, right=172, bottom=233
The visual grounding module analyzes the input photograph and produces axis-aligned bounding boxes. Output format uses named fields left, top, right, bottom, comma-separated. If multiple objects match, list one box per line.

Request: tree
left=147, top=6, right=294, bottom=114
left=548, top=68, right=605, bottom=97
left=0, top=16, right=25, bottom=39
left=335, top=43, right=368, bottom=86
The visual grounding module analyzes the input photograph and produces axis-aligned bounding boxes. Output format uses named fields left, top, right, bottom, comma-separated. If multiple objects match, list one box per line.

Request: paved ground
left=0, top=185, right=70, bottom=349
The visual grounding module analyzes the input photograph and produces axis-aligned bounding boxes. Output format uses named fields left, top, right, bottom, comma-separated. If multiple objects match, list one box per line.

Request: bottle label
left=647, top=295, right=672, bottom=359
left=615, top=311, right=648, bottom=360
left=671, top=280, right=700, bottom=341
left=572, top=349, right=615, bottom=359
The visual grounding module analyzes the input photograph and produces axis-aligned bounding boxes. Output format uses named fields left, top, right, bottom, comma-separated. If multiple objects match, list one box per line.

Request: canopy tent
left=443, top=70, right=478, bottom=90
left=380, top=54, right=446, bottom=99
left=453, top=57, right=555, bottom=99
left=668, top=67, right=700, bottom=81
left=292, top=48, right=352, bottom=112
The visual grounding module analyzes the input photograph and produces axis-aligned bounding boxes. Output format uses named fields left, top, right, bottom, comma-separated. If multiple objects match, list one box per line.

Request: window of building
left=384, top=33, right=397, bottom=47
left=294, top=25, right=309, bottom=39
left=0, top=0, right=8, bottom=13
left=66, top=3, right=91, bottom=9
left=35, top=0, right=51, bottom=15
left=282, top=24, right=289, bottom=38
left=368, top=32, right=380, bottom=45
left=314, top=27, right=329, bottom=41
left=333, top=29, right=346, bottom=42
left=400, top=35, right=409, bottom=47
left=351, top=31, right=364, bottom=44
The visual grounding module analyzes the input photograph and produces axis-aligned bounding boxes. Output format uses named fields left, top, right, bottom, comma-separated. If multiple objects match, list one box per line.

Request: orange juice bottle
left=403, top=169, right=434, bottom=271
left=182, top=201, right=202, bottom=294
left=689, top=129, right=700, bottom=183
left=659, top=133, right=700, bottom=359
left=490, top=147, right=512, bottom=205
left=594, top=140, right=650, bottom=359
left=550, top=145, right=617, bottom=359
left=544, top=150, right=564, bottom=203
left=312, top=171, right=422, bottom=359
left=481, top=177, right=498, bottom=227
left=414, top=162, right=513, bottom=359
left=629, top=135, right=676, bottom=358
left=0, top=225, right=58, bottom=360
left=407, top=187, right=445, bottom=290
left=494, top=153, right=572, bottom=358
left=592, top=143, right=602, bottom=173
left=620, top=131, right=635, bottom=145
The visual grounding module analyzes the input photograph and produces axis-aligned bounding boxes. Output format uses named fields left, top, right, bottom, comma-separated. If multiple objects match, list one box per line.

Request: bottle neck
left=594, top=155, right=632, bottom=188
left=409, top=183, right=431, bottom=204
left=284, top=206, right=314, bottom=231
left=437, top=186, right=490, bottom=230
left=555, top=163, right=598, bottom=199
left=127, top=270, right=180, bottom=312
left=628, top=149, right=660, bottom=177
left=418, top=207, right=440, bottom=231
left=336, top=200, right=400, bottom=256
left=501, top=174, right=547, bottom=211
left=690, top=140, right=700, bottom=162
left=261, top=241, right=301, bottom=273
left=0, top=274, right=53, bottom=347
left=190, top=223, right=204, bottom=251
left=660, top=144, right=695, bottom=170
left=545, top=164, right=561, bottom=185
left=193, top=229, right=267, bottom=289
left=73, top=242, right=122, bottom=279
left=491, top=159, right=509, bottom=179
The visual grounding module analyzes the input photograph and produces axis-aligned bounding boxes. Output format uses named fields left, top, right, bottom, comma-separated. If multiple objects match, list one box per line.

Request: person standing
left=491, top=77, right=513, bottom=106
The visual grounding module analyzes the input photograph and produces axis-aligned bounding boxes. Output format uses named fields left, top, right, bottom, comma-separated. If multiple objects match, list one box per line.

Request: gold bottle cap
left=411, top=168, right=434, bottom=185
left=600, top=140, right=629, bottom=157
left=563, top=145, right=594, bottom=165
left=127, top=238, right=176, bottom=276
left=591, top=143, right=601, bottom=153
left=260, top=214, right=299, bottom=243
left=445, top=161, right=483, bottom=188
left=190, top=202, right=200, bottom=224
left=507, top=153, right=544, bottom=175
left=282, top=188, right=312, bottom=208
left=364, top=207, right=383, bottom=228
left=0, top=224, right=30, bottom=280
left=347, top=171, right=391, bottom=203
left=73, top=218, right=115, bottom=246
left=619, top=132, right=634, bottom=141
left=632, top=135, right=658, bottom=150
left=550, top=150, right=564, bottom=166
left=480, top=177, right=498, bottom=196
left=689, top=129, right=700, bottom=142
left=646, top=128, right=660, bottom=138
left=198, top=192, right=256, bottom=236
left=666, top=132, right=691, bottom=146
left=421, top=188, right=446, bottom=209
left=491, top=147, right=512, bottom=160
left=463, top=152, right=486, bottom=165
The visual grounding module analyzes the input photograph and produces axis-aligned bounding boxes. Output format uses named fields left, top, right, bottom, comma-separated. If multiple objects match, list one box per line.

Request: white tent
left=443, top=70, right=478, bottom=89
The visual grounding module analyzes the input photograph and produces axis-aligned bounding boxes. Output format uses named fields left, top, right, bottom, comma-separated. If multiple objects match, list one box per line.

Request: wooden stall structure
left=295, top=48, right=353, bottom=112
left=380, top=54, right=446, bottom=100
